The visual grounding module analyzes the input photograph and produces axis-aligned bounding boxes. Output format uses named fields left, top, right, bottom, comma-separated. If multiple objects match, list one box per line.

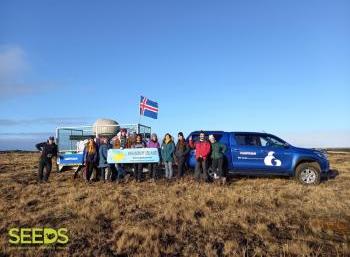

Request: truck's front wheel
left=295, top=162, right=321, bottom=185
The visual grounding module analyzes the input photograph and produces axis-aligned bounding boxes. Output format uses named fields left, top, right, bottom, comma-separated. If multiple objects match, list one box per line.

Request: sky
left=0, top=0, right=349, bottom=150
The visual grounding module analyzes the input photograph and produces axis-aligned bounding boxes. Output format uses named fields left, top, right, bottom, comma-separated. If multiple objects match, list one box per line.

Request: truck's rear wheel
left=295, top=162, right=321, bottom=185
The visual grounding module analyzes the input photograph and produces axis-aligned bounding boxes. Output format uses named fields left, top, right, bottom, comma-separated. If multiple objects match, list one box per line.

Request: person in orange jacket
left=189, top=131, right=211, bottom=182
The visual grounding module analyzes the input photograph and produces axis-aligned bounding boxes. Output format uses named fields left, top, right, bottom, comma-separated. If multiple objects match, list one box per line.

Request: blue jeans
left=115, top=164, right=125, bottom=180
left=164, top=161, right=173, bottom=179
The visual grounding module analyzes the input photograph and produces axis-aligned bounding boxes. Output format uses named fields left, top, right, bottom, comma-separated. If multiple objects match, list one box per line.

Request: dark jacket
left=83, top=144, right=98, bottom=164
left=161, top=141, right=175, bottom=162
left=210, top=142, right=227, bottom=159
left=35, top=142, right=58, bottom=159
left=175, top=140, right=190, bottom=159
left=132, top=141, right=146, bottom=148
left=98, top=143, right=110, bottom=168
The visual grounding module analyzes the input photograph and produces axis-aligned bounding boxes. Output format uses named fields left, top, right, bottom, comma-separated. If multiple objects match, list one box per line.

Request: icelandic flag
left=139, top=96, right=158, bottom=119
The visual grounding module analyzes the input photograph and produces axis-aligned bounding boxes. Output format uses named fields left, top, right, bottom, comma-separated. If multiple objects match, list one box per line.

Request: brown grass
left=0, top=152, right=349, bottom=257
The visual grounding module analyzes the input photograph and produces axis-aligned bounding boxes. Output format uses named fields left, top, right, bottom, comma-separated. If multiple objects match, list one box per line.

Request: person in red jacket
left=189, top=131, right=211, bottom=182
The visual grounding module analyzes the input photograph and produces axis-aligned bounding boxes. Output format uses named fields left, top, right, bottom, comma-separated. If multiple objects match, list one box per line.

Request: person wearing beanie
left=208, top=134, right=227, bottom=185
left=35, top=136, right=58, bottom=182
left=147, top=133, right=161, bottom=180
left=175, top=132, right=190, bottom=178
left=161, top=133, right=176, bottom=180
left=189, top=131, right=211, bottom=182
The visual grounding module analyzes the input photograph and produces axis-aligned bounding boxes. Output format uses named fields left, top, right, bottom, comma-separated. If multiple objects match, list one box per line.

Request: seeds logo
left=8, top=228, right=69, bottom=246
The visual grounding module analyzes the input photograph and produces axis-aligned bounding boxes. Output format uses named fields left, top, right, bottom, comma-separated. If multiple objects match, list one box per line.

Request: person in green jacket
left=209, top=134, right=227, bottom=184
left=161, top=133, right=175, bottom=180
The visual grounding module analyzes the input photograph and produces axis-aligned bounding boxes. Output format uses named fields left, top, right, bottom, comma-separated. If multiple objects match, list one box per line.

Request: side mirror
left=283, top=143, right=290, bottom=148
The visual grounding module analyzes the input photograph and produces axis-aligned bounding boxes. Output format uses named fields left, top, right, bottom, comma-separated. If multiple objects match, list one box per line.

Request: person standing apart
left=209, top=134, right=227, bottom=185
left=175, top=132, right=190, bottom=178
left=132, top=134, right=146, bottom=182
left=83, top=136, right=98, bottom=182
left=161, top=133, right=176, bottom=180
left=189, top=131, right=211, bottom=182
left=147, top=133, right=160, bottom=181
left=35, top=136, right=58, bottom=182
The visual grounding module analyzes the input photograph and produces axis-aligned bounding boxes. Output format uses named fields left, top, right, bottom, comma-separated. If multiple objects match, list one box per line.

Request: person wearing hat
left=189, top=131, right=211, bottom=182
left=35, top=136, right=58, bottom=182
left=175, top=132, right=190, bottom=178
left=208, top=134, right=227, bottom=185
left=147, top=133, right=160, bottom=181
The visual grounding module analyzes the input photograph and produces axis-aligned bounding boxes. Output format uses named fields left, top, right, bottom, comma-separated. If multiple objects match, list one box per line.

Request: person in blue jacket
left=161, top=133, right=176, bottom=180
left=98, top=137, right=111, bottom=182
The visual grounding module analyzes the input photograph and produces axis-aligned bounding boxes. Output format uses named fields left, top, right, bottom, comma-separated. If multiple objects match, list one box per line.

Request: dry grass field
left=0, top=151, right=349, bottom=257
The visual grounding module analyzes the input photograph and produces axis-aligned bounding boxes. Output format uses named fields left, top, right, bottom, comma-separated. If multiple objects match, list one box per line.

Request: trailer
left=56, top=123, right=151, bottom=172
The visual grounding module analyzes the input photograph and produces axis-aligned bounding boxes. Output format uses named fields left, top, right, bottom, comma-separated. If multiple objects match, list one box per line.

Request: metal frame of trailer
left=56, top=123, right=151, bottom=171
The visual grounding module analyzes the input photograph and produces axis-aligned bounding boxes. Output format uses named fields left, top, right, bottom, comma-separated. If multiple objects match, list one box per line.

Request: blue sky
left=0, top=0, right=349, bottom=150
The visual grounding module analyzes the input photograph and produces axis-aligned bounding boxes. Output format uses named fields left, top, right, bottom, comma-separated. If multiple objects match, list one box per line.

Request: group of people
left=36, top=130, right=227, bottom=184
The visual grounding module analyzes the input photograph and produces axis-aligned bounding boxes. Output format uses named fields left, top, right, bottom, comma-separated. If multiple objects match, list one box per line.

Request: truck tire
left=295, top=162, right=321, bottom=185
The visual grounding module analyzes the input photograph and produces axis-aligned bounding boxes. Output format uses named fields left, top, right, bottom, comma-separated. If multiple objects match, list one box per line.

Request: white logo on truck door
left=264, top=151, right=281, bottom=166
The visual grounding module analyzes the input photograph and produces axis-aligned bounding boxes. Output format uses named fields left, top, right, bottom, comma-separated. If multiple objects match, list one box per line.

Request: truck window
left=235, top=134, right=261, bottom=146
left=262, top=135, right=286, bottom=147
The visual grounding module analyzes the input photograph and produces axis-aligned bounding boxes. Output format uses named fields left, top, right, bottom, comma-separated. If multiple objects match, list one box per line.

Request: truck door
left=231, top=133, right=292, bottom=173
left=258, top=135, right=293, bottom=173
left=230, top=133, right=267, bottom=172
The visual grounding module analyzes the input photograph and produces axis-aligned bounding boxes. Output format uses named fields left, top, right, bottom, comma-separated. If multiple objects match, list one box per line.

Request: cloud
left=0, top=117, right=94, bottom=127
left=0, top=45, right=56, bottom=98
left=279, top=130, right=350, bottom=148
left=0, top=45, right=28, bottom=79
left=0, top=132, right=52, bottom=136
left=0, top=133, right=53, bottom=151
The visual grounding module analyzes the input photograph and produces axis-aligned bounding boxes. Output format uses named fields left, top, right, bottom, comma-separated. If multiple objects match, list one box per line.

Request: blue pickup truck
left=187, top=131, right=330, bottom=185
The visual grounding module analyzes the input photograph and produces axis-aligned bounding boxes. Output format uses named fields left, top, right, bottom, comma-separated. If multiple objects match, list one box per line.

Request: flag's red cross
left=140, top=97, right=158, bottom=115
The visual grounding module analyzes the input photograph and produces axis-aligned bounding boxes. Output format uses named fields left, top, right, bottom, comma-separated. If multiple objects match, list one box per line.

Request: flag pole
left=138, top=96, right=142, bottom=130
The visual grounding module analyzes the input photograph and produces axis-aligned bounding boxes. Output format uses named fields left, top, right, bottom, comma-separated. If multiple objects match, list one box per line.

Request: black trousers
left=194, top=158, right=208, bottom=181
left=211, top=158, right=224, bottom=177
left=135, top=163, right=143, bottom=181
left=177, top=157, right=186, bottom=177
left=85, top=162, right=96, bottom=181
left=38, top=158, right=52, bottom=181
left=148, top=163, right=158, bottom=179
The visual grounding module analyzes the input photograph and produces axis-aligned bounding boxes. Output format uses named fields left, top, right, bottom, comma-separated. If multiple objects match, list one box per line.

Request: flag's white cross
left=140, top=97, right=158, bottom=115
